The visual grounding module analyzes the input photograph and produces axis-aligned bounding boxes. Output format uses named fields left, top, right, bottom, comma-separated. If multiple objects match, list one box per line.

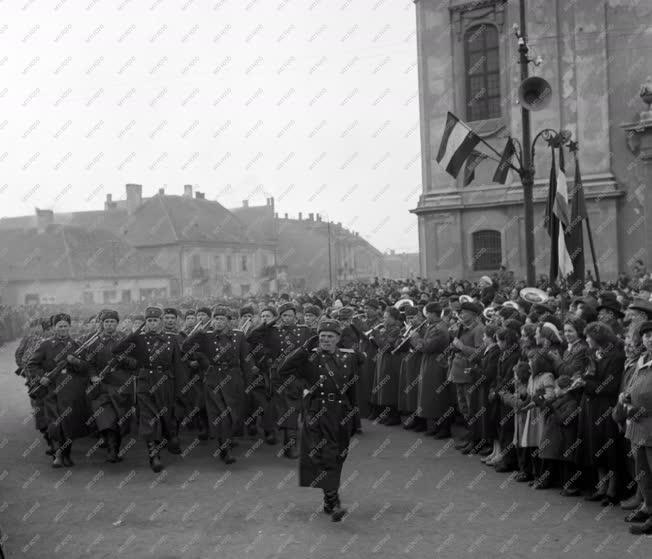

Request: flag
left=436, top=112, right=481, bottom=179
left=492, top=137, right=515, bottom=184
left=545, top=147, right=559, bottom=281
left=463, top=150, right=489, bottom=186
left=553, top=147, right=573, bottom=279
left=566, top=150, right=587, bottom=288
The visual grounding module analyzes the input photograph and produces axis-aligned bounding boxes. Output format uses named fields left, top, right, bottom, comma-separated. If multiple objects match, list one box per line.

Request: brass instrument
left=394, top=298, right=414, bottom=310
left=392, top=319, right=428, bottom=354
left=239, top=317, right=253, bottom=335
left=519, top=287, right=549, bottom=304
left=364, top=323, right=384, bottom=337
left=459, top=294, right=474, bottom=304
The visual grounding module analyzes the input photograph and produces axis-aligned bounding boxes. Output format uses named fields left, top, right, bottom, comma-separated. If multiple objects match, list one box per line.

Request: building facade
left=412, top=0, right=652, bottom=282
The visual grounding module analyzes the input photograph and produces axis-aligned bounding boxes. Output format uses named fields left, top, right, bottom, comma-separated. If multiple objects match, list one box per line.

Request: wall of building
left=413, top=0, right=647, bottom=281
left=4, top=277, right=171, bottom=306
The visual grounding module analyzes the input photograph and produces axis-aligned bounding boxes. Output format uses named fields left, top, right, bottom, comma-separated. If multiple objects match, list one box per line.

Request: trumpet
left=239, top=317, right=253, bottom=335
left=364, top=323, right=384, bottom=337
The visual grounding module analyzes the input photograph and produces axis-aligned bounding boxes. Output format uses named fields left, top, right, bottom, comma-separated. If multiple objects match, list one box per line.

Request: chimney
left=298, top=212, right=302, bottom=220
left=195, top=191, right=205, bottom=199
left=337, top=222, right=342, bottom=228
left=267, top=197, right=275, bottom=210
left=104, top=193, right=117, bottom=210
left=158, top=188, right=165, bottom=195
left=125, top=183, right=142, bottom=215
left=308, top=213, right=314, bottom=221
left=284, top=213, right=288, bottom=219
left=183, top=184, right=193, bottom=197
left=316, top=214, right=322, bottom=222
left=242, top=200, right=249, bottom=208
left=36, top=208, right=54, bottom=233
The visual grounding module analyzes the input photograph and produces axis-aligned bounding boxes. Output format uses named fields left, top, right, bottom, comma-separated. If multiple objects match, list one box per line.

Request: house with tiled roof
left=0, top=211, right=172, bottom=305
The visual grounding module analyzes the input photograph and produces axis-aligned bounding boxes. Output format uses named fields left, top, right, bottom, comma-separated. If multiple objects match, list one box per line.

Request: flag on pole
left=436, top=112, right=481, bottom=178
left=463, top=150, right=489, bottom=186
left=553, top=148, right=573, bottom=278
left=492, top=137, right=515, bottom=184
left=545, top=147, right=559, bottom=281
left=565, top=148, right=587, bottom=287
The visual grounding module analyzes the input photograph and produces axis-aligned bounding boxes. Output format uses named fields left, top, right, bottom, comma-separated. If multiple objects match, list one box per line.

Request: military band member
left=303, top=304, right=321, bottom=332
left=27, top=313, right=92, bottom=468
left=113, top=306, right=181, bottom=472
left=80, top=309, right=137, bottom=463
left=182, top=306, right=248, bottom=464
left=278, top=319, right=363, bottom=521
left=245, top=306, right=281, bottom=444
left=397, top=306, right=424, bottom=429
left=336, top=307, right=363, bottom=434
left=131, top=314, right=145, bottom=333
left=360, top=300, right=382, bottom=420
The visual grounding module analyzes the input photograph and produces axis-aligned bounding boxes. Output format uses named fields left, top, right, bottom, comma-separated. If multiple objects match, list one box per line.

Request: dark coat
left=493, top=344, right=521, bottom=448
left=470, top=343, right=500, bottom=442
left=27, top=336, right=91, bottom=442
left=575, top=346, right=625, bottom=469
left=398, top=348, right=422, bottom=414
left=539, top=392, right=579, bottom=462
left=415, top=320, right=451, bottom=419
left=370, top=323, right=404, bottom=407
left=113, top=330, right=180, bottom=441
left=557, top=340, right=590, bottom=379
left=279, top=345, right=364, bottom=491
left=186, top=329, right=249, bottom=439
left=80, top=332, right=137, bottom=435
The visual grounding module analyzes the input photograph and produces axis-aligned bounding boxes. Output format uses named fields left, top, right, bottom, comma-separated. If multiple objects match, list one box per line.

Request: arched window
left=472, top=230, right=502, bottom=271
left=464, top=24, right=500, bottom=121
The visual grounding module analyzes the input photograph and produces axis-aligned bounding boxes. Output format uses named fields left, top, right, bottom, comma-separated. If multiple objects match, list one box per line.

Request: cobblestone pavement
left=0, top=342, right=648, bottom=559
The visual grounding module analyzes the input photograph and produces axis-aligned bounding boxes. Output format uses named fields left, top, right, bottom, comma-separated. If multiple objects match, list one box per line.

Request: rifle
left=27, top=330, right=101, bottom=400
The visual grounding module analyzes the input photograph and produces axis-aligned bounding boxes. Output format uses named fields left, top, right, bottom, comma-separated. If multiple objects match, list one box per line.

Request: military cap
left=337, top=307, right=355, bottom=320
left=145, top=306, right=163, bottom=319
left=304, top=304, right=321, bottom=317
left=261, top=306, right=277, bottom=316
left=240, top=305, right=255, bottom=317
left=99, top=309, right=119, bottom=322
left=425, top=302, right=442, bottom=315
left=278, top=302, right=296, bottom=316
left=51, top=313, right=71, bottom=326
left=163, top=307, right=178, bottom=317
left=183, top=309, right=196, bottom=318
left=212, top=306, right=231, bottom=318
left=279, top=293, right=290, bottom=302
left=131, top=314, right=145, bottom=322
left=460, top=301, right=483, bottom=315
left=404, top=306, right=419, bottom=317
left=196, top=306, right=212, bottom=317
left=318, top=318, right=342, bottom=335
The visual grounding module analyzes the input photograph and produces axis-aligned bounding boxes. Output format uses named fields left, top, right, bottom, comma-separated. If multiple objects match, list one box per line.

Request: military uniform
left=279, top=319, right=363, bottom=521
left=113, top=309, right=181, bottom=471
left=15, top=330, right=49, bottom=437
left=80, top=327, right=137, bottom=462
left=370, top=322, right=404, bottom=425
left=185, top=324, right=249, bottom=463
left=27, top=321, right=92, bottom=467
left=274, top=318, right=312, bottom=454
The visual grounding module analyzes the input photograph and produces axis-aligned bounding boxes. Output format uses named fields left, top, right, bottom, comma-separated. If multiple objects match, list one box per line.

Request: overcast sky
left=0, top=0, right=420, bottom=253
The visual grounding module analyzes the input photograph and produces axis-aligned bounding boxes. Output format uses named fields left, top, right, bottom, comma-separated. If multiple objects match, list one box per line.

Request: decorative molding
left=621, top=119, right=652, bottom=160
left=449, top=0, right=508, bottom=40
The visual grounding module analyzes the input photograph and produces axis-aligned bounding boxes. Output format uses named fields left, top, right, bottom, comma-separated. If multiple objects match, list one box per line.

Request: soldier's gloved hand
left=39, top=376, right=51, bottom=386
left=66, top=355, right=82, bottom=366
left=90, top=375, right=101, bottom=384
left=189, top=360, right=199, bottom=369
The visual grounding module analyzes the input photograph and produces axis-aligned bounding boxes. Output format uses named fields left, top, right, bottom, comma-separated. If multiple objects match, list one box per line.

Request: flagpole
left=584, top=216, right=601, bottom=288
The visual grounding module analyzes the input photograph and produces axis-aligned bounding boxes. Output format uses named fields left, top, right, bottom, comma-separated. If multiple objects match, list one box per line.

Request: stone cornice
left=410, top=173, right=623, bottom=214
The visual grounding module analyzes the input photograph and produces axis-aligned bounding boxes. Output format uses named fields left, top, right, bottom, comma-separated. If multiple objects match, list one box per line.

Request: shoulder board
left=338, top=348, right=354, bottom=353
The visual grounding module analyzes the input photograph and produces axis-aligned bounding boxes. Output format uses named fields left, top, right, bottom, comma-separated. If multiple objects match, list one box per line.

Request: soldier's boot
left=61, top=442, right=74, bottom=467
left=283, top=429, right=299, bottom=459
left=323, top=490, right=347, bottom=522
left=218, top=439, right=236, bottom=465
left=105, top=431, right=120, bottom=463
left=51, top=440, right=64, bottom=468
left=264, top=429, right=277, bottom=445
left=147, top=442, right=163, bottom=473
left=166, top=428, right=182, bottom=455
left=41, top=430, right=54, bottom=456
left=197, top=413, right=209, bottom=441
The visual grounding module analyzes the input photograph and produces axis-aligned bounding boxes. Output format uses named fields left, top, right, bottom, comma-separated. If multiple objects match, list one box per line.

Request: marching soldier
left=15, top=318, right=52, bottom=455
left=275, top=302, right=312, bottom=458
left=182, top=306, right=248, bottom=464
left=27, top=313, right=93, bottom=468
left=245, top=306, right=281, bottom=444
left=113, top=306, right=181, bottom=472
left=336, top=307, right=363, bottom=434
left=79, top=309, right=137, bottom=463
left=278, top=318, right=363, bottom=522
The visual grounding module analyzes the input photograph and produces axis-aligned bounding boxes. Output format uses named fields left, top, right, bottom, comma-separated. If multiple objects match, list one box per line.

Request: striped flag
left=566, top=150, right=587, bottom=288
left=463, top=150, right=489, bottom=186
left=553, top=148, right=573, bottom=278
left=436, top=112, right=481, bottom=179
left=492, top=137, right=515, bottom=184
